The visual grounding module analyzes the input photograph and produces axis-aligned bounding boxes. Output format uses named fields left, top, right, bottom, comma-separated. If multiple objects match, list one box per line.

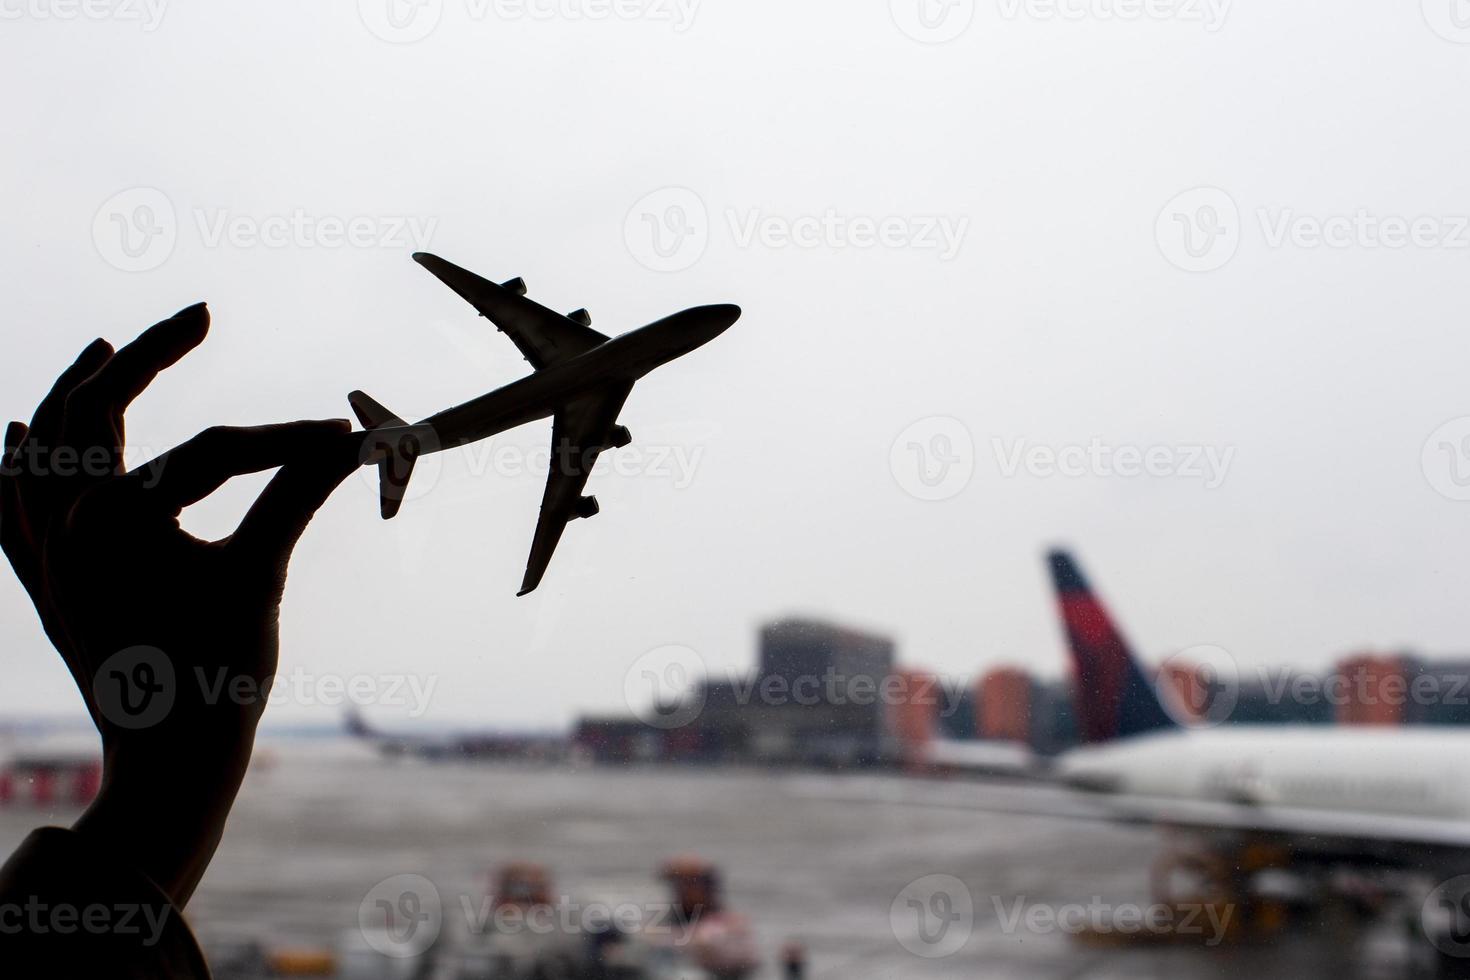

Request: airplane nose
left=697, top=304, right=742, bottom=338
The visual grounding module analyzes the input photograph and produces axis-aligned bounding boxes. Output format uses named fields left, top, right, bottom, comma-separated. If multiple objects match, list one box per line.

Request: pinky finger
left=3, top=420, right=26, bottom=470
left=2, top=422, right=38, bottom=572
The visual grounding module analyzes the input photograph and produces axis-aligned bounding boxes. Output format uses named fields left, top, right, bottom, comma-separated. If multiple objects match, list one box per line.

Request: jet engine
left=574, top=496, right=600, bottom=520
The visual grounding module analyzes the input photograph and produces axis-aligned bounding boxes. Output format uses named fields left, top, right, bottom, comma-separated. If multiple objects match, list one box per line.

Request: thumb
left=231, top=436, right=362, bottom=583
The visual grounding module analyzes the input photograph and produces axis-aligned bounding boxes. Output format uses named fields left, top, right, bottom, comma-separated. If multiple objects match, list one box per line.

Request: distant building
left=978, top=668, right=1033, bottom=743
left=684, top=677, right=758, bottom=761
left=888, top=668, right=940, bottom=772
left=1398, top=656, right=1470, bottom=727
left=573, top=717, right=665, bottom=765
left=936, top=684, right=977, bottom=741
left=1335, top=653, right=1408, bottom=726
left=1231, top=670, right=1333, bottom=726
left=727, top=618, right=899, bottom=767
left=759, top=618, right=895, bottom=688
left=1029, top=679, right=1077, bottom=756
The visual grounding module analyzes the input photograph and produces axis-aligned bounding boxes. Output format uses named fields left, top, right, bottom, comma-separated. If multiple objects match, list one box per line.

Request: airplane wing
left=518, top=383, right=634, bottom=596
left=413, top=252, right=608, bottom=370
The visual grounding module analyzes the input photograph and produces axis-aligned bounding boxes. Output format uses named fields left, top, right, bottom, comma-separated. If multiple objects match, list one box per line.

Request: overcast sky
left=5, top=0, right=1470, bottom=730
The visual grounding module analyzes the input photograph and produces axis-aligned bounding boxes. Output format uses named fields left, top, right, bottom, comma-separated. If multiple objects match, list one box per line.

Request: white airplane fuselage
left=1058, top=725, right=1470, bottom=823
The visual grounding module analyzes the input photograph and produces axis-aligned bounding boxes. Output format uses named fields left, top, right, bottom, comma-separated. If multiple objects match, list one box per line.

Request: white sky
left=5, top=0, right=1470, bottom=730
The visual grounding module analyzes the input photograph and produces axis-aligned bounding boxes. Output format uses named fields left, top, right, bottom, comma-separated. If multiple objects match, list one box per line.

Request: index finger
left=64, top=302, right=210, bottom=425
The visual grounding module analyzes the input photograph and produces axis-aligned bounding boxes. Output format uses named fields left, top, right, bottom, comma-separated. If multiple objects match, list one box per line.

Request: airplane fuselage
left=1057, top=725, right=1470, bottom=850
left=373, top=305, right=735, bottom=456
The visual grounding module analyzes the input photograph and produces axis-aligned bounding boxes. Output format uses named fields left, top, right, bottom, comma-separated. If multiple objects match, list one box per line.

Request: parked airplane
left=862, top=547, right=1470, bottom=924
left=919, top=735, right=1034, bottom=776
left=1045, top=548, right=1470, bottom=867
left=343, top=707, right=566, bottom=763
left=350, top=252, right=740, bottom=595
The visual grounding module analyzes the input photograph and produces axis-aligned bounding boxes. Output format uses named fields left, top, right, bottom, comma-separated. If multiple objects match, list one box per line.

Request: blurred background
left=7, top=0, right=1470, bottom=976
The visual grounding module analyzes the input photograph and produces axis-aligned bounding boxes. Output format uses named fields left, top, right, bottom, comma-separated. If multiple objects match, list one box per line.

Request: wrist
left=73, top=726, right=258, bottom=906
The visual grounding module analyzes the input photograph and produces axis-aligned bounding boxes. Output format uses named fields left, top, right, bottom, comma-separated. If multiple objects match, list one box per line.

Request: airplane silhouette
left=350, top=252, right=740, bottom=596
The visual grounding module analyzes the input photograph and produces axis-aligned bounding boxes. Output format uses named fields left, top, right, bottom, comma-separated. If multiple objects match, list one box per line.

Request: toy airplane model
left=350, top=252, right=740, bottom=596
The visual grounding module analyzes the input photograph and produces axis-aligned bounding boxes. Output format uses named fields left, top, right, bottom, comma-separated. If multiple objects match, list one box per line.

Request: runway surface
left=0, top=739, right=1440, bottom=977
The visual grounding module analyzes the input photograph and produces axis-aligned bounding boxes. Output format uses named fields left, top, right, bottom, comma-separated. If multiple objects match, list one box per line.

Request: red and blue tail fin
left=1047, top=549, right=1177, bottom=744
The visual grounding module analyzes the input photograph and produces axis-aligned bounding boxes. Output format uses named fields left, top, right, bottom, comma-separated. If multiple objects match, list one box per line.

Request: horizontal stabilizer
left=348, top=390, right=406, bottom=430
left=376, top=451, right=417, bottom=520
left=347, top=390, right=417, bottom=520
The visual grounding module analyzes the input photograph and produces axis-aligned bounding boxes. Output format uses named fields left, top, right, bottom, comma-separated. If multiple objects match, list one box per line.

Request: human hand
left=0, top=303, right=359, bottom=904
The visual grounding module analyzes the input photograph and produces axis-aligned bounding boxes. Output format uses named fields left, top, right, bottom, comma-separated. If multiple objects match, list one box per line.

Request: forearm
left=72, top=722, right=257, bottom=906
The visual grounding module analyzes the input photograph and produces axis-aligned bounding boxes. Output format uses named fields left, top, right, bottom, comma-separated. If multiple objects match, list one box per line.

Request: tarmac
left=0, top=740, right=1446, bottom=978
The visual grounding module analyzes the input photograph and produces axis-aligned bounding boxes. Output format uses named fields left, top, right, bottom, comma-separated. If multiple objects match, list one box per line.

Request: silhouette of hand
left=0, top=303, right=359, bottom=904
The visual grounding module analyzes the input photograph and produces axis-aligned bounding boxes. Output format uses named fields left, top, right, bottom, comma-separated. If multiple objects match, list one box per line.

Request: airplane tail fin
left=1047, top=549, right=1177, bottom=744
left=344, top=706, right=374, bottom=739
left=349, top=390, right=417, bottom=520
